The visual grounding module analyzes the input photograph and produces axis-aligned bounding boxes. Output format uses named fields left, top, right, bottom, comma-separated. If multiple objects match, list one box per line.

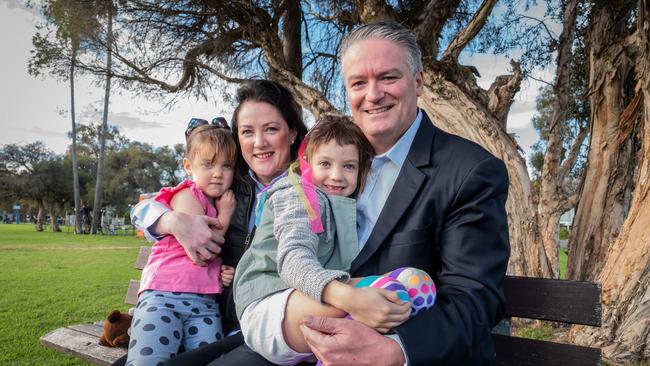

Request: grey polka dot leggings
left=126, top=290, right=223, bottom=366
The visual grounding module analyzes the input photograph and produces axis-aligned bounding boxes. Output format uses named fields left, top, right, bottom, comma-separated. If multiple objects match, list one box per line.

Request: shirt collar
left=248, top=169, right=289, bottom=193
left=377, top=109, right=422, bottom=168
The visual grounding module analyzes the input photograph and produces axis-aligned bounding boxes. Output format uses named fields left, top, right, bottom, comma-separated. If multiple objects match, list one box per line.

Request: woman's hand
left=220, top=265, right=235, bottom=287
left=159, top=211, right=224, bottom=266
left=342, top=287, right=411, bottom=333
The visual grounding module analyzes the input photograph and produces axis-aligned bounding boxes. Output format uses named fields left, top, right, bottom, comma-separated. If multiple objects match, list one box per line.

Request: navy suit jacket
left=350, top=112, right=510, bottom=365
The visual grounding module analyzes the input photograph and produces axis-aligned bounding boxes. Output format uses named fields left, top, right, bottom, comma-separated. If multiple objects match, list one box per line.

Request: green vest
left=233, top=190, right=359, bottom=319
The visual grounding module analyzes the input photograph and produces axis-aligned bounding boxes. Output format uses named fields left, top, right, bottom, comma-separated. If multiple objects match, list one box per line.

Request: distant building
left=560, top=209, right=575, bottom=227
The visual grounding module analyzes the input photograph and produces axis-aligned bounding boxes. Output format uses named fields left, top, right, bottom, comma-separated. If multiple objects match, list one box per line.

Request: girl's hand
left=216, top=190, right=236, bottom=216
left=343, top=287, right=411, bottom=333
left=220, top=265, right=235, bottom=287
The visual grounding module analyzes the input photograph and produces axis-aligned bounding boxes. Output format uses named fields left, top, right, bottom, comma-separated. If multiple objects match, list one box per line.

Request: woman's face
left=237, top=100, right=297, bottom=185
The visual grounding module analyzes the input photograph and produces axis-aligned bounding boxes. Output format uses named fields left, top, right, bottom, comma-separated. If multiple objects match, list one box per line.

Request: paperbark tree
left=536, top=0, right=587, bottom=278
left=567, top=0, right=638, bottom=282
left=571, top=3, right=650, bottom=362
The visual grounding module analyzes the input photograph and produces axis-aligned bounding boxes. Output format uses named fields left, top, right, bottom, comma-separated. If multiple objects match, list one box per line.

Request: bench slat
left=125, top=280, right=140, bottom=305
left=68, top=323, right=105, bottom=338
left=503, top=276, right=602, bottom=326
left=134, top=246, right=151, bottom=270
left=494, top=334, right=601, bottom=366
left=40, top=326, right=127, bottom=366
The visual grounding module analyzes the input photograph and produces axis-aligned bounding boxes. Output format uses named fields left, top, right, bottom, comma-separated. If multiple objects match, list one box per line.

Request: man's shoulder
left=414, top=119, right=505, bottom=180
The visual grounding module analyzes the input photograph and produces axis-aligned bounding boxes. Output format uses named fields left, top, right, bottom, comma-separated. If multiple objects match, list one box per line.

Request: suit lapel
left=351, top=114, right=435, bottom=273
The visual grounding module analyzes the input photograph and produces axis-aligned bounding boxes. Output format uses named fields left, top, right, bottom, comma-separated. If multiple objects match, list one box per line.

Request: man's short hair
left=340, top=22, right=423, bottom=74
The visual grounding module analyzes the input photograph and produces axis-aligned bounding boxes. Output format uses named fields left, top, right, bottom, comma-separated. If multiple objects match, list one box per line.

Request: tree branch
left=558, top=125, right=588, bottom=181
left=354, top=0, right=396, bottom=23
left=441, top=0, right=498, bottom=62
left=487, top=60, right=523, bottom=128
left=412, top=0, right=460, bottom=58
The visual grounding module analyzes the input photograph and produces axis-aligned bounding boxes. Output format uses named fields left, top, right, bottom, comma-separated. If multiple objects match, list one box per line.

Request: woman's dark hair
left=231, top=79, right=308, bottom=175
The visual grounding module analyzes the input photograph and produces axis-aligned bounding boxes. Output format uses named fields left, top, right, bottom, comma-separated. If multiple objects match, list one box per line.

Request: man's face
left=342, top=38, right=423, bottom=154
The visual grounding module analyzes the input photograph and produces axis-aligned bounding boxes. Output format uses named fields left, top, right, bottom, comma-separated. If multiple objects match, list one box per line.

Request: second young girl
left=233, top=116, right=436, bottom=365
left=127, top=118, right=237, bottom=366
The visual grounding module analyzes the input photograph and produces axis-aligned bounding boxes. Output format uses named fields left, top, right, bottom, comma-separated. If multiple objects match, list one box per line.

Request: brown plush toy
left=99, top=309, right=133, bottom=347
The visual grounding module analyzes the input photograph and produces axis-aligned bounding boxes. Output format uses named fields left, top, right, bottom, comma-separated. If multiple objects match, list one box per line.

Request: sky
left=0, top=0, right=547, bottom=163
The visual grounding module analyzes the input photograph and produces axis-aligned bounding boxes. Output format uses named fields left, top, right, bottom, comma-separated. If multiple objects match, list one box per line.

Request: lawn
left=0, top=223, right=147, bottom=365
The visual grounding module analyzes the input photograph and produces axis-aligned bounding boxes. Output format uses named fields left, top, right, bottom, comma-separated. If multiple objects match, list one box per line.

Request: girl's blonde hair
left=185, top=125, right=237, bottom=166
left=304, top=115, right=374, bottom=196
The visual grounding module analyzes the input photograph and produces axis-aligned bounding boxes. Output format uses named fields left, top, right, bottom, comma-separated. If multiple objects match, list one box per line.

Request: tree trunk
left=567, top=1, right=637, bottom=281
left=537, top=0, right=580, bottom=278
left=70, top=46, right=82, bottom=235
left=282, top=0, right=302, bottom=79
left=91, top=1, right=113, bottom=234
left=49, top=203, right=61, bottom=232
left=570, top=2, right=650, bottom=362
left=35, top=200, right=45, bottom=232
left=419, top=71, right=551, bottom=278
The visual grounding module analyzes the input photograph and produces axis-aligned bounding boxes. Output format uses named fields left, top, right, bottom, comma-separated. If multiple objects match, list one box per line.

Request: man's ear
left=414, top=70, right=424, bottom=97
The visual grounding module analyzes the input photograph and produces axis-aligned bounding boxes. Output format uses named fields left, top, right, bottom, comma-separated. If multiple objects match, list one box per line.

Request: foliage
left=0, top=127, right=184, bottom=220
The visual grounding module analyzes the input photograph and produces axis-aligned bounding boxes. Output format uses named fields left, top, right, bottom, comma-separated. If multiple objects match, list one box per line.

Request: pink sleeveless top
left=139, top=180, right=223, bottom=295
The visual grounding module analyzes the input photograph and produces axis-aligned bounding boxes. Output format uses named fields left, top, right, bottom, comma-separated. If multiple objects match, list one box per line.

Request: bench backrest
left=124, top=246, right=151, bottom=305
left=494, top=276, right=602, bottom=366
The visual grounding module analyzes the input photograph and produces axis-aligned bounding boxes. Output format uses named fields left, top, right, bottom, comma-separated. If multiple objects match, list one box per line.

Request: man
left=295, top=22, right=510, bottom=365
left=133, top=22, right=509, bottom=366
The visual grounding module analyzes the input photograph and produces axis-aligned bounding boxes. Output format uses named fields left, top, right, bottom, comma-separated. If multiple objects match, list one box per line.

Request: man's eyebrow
left=346, top=68, right=403, bottom=81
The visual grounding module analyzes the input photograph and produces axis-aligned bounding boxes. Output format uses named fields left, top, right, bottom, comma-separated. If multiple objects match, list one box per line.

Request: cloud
left=108, top=112, right=166, bottom=130
left=509, top=125, right=540, bottom=159
left=28, top=126, right=66, bottom=138
left=0, top=0, right=40, bottom=17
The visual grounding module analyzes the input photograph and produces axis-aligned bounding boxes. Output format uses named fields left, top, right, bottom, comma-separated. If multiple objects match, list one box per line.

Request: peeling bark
left=567, top=1, right=637, bottom=281
left=570, top=1, right=650, bottom=362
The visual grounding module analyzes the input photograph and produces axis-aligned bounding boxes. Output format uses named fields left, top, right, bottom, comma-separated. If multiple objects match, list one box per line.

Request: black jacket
left=219, top=174, right=256, bottom=334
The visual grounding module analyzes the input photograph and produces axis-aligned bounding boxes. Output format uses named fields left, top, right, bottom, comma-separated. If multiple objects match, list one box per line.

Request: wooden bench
left=40, top=246, right=151, bottom=365
left=41, top=247, right=602, bottom=365
left=494, top=276, right=602, bottom=365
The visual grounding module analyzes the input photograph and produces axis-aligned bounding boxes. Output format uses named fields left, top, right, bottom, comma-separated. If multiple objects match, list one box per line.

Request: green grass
left=559, top=226, right=570, bottom=240
left=559, top=247, right=568, bottom=280
left=0, top=223, right=147, bottom=365
left=514, top=323, right=554, bottom=341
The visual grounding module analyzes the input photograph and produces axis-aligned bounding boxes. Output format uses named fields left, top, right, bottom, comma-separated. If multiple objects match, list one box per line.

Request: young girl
left=233, top=116, right=436, bottom=365
left=127, top=118, right=237, bottom=366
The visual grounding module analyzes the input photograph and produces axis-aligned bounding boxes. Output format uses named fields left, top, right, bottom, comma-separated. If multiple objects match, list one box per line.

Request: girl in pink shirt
left=127, top=118, right=236, bottom=366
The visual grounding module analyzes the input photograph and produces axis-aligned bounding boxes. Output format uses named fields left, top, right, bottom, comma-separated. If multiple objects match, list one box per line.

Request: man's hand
left=220, top=265, right=235, bottom=287
left=159, top=211, right=224, bottom=266
left=300, top=316, right=406, bottom=366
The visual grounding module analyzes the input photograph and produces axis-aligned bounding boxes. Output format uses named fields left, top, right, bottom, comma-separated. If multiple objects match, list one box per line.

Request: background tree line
left=25, top=0, right=650, bottom=363
left=0, top=124, right=184, bottom=230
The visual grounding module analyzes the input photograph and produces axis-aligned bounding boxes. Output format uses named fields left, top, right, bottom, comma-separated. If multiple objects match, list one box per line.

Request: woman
left=113, top=79, right=308, bottom=366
